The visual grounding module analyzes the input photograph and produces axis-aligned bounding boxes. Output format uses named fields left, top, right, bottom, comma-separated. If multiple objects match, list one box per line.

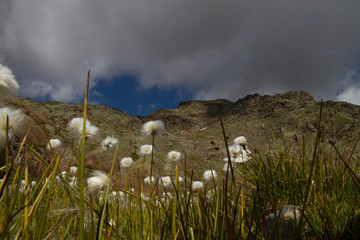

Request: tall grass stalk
left=149, top=134, right=155, bottom=198
left=149, top=134, right=155, bottom=239
left=220, top=118, right=235, bottom=240
left=220, top=118, right=236, bottom=186
left=138, top=175, right=144, bottom=239
left=3, top=116, right=10, bottom=239
left=5, top=116, right=9, bottom=178
left=23, top=162, right=28, bottom=240
left=78, top=70, right=90, bottom=239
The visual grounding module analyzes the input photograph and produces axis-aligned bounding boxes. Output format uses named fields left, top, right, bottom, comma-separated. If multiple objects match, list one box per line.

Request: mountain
left=5, top=91, right=360, bottom=181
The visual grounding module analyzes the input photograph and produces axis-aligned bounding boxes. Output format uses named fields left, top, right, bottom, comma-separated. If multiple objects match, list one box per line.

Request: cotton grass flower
left=192, top=181, right=204, bottom=191
left=46, top=138, right=62, bottom=151
left=68, top=117, right=98, bottom=138
left=70, top=166, right=78, bottom=176
left=108, top=191, right=118, bottom=203
left=159, top=176, right=172, bottom=189
left=144, top=176, right=156, bottom=186
left=68, top=117, right=90, bottom=131
left=87, top=170, right=109, bottom=197
left=234, top=149, right=251, bottom=163
left=0, top=107, right=24, bottom=148
left=111, top=191, right=117, bottom=198
left=0, top=64, right=19, bottom=103
left=167, top=151, right=181, bottom=162
left=140, top=144, right=153, bottom=155
left=228, top=144, right=241, bottom=157
left=234, top=136, right=247, bottom=146
left=120, top=157, right=133, bottom=169
left=178, top=176, right=184, bottom=183
left=85, top=125, right=98, bottom=138
left=203, top=170, right=217, bottom=182
left=101, top=136, right=118, bottom=150
left=69, top=177, right=77, bottom=188
left=141, top=193, right=149, bottom=201
left=61, top=171, right=68, bottom=179
left=56, top=175, right=61, bottom=183
left=162, top=192, right=173, bottom=199
left=141, top=120, right=165, bottom=191
left=141, top=120, right=165, bottom=137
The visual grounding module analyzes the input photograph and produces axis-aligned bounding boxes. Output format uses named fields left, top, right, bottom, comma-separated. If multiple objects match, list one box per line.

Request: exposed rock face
left=4, top=91, right=360, bottom=179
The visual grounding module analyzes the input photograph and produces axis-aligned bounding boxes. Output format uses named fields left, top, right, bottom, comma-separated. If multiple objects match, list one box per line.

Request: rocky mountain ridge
left=5, top=90, right=360, bottom=179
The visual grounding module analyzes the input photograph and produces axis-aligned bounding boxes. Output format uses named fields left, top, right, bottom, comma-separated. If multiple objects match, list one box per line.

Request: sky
left=1, top=0, right=360, bottom=116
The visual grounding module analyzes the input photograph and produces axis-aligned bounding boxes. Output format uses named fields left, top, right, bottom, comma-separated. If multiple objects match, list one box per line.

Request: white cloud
left=336, top=71, right=360, bottom=105
left=0, top=0, right=360, bottom=103
left=23, top=81, right=53, bottom=99
left=337, top=87, right=360, bottom=105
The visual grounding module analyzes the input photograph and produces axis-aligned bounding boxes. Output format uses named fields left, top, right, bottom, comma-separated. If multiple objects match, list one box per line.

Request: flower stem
left=149, top=134, right=155, bottom=198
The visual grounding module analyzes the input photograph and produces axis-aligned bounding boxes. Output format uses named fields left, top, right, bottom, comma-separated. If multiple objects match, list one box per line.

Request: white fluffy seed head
left=0, top=64, right=19, bottom=103
left=234, top=136, right=247, bottom=145
left=69, top=177, right=77, bottom=188
left=159, top=176, right=172, bottom=189
left=0, top=107, right=24, bottom=148
left=178, top=176, right=184, bottom=183
left=68, top=117, right=98, bottom=138
left=140, top=144, right=153, bottom=155
left=144, top=176, right=156, bottom=185
left=87, top=170, right=109, bottom=197
left=192, top=181, right=204, bottom=191
left=228, top=144, right=241, bottom=157
left=167, top=151, right=181, bottom=162
left=47, top=138, right=62, bottom=150
left=69, top=166, right=78, bottom=176
left=141, top=120, right=165, bottom=137
left=68, top=117, right=90, bottom=131
left=101, top=136, right=118, bottom=150
left=61, top=171, right=67, bottom=178
left=234, top=149, right=251, bottom=163
left=203, top=170, right=217, bottom=182
left=120, top=157, right=133, bottom=169
left=85, top=125, right=99, bottom=138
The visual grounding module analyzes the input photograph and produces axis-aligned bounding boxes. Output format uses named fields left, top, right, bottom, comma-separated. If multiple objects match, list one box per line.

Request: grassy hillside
left=0, top=91, right=359, bottom=239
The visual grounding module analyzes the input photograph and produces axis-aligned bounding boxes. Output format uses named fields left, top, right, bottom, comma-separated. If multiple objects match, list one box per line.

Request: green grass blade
left=79, top=70, right=90, bottom=239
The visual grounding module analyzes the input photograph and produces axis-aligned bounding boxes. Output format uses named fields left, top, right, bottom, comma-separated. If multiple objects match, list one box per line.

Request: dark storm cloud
left=0, top=0, right=359, bottom=102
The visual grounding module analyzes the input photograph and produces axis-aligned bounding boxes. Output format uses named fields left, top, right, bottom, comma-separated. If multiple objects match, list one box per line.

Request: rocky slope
left=5, top=90, right=360, bottom=181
